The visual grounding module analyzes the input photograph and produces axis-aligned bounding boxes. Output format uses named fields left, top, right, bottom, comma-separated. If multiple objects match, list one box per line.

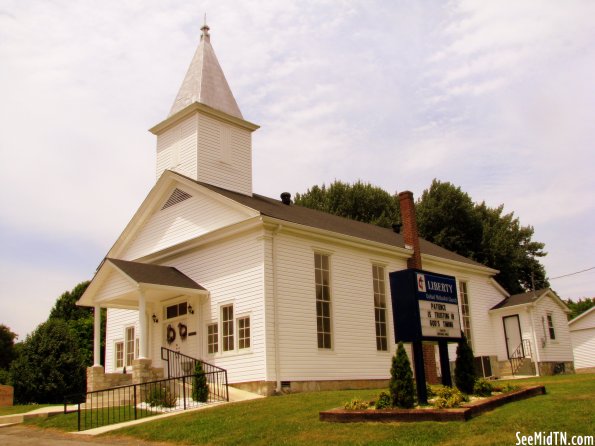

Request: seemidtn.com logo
left=516, top=432, right=594, bottom=445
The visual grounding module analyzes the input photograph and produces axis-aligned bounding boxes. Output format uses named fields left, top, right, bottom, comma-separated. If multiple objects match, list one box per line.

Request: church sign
left=389, top=269, right=462, bottom=342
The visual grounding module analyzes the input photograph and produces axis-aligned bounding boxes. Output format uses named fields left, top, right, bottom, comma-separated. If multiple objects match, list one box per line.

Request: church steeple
left=169, top=20, right=243, bottom=119
left=150, top=21, right=259, bottom=196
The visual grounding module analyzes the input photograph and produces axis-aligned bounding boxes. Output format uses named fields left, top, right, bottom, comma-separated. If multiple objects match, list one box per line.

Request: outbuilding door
left=503, top=315, right=523, bottom=359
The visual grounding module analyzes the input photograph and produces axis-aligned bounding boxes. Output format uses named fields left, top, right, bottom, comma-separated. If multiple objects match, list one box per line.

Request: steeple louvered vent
left=161, top=188, right=192, bottom=210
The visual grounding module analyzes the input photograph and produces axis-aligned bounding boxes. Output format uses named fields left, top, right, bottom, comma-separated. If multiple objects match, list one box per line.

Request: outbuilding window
left=547, top=313, right=556, bottom=340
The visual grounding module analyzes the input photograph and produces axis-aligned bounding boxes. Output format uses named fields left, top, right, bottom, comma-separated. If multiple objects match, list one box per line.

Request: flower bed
left=319, top=385, right=546, bottom=423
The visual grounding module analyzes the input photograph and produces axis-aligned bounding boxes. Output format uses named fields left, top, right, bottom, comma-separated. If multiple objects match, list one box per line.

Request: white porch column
left=138, top=290, right=148, bottom=359
left=93, top=305, right=101, bottom=366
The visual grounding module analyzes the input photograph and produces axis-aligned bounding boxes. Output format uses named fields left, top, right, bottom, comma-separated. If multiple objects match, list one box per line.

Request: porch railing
left=161, top=347, right=228, bottom=402
left=510, top=339, right=532, bottom=376
left=65, top=369, right=227, bottom=431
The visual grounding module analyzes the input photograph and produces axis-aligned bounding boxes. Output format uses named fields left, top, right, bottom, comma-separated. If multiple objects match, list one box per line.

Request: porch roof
left=106, top=258, right=205, bottom=291
left=77, top=258, right=207, bottom=309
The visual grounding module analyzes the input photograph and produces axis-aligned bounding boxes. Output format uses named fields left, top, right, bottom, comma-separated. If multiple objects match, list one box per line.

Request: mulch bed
left=319, top=385, right=546, bottom=423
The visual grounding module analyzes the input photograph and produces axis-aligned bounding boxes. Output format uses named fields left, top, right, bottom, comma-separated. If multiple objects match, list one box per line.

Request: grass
left=0, top=404, right=51, bottom=416
left=26, top=374, right=594, bottom=445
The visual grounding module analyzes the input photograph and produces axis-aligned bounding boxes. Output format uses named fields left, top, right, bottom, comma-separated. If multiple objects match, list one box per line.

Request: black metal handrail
left=65, top=369, right=227, bottom=431
left=509, top=339, right=532, bottom=376
left=160, top=347, right=228, bottom=402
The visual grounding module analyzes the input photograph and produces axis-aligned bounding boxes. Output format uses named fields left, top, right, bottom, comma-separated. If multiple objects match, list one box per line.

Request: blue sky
left=1, top=0, right=594, bottom=339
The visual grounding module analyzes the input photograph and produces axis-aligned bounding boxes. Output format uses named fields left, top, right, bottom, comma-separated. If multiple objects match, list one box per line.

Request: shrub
left=145, top=385, right=177, bottom=408
left=191, top=361, right=209, bottom=403
left=389, top=342, right=415, bottom=408
left=432, top=386, right=466, bottom=409
left=493, top=383, right=519, bottom=393
left=473, top=378, right=493, bottom=396
left=375, top=391, right=392, bottom=409
left=0, top=369, right=11, bottom=385
left=454, top=335, right=476, bottom=394
left=344, top=398, right=369, bottom=410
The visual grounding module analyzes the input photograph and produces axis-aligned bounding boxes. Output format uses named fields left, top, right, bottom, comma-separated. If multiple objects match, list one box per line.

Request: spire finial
left=201, top=13, right=210, bottom=42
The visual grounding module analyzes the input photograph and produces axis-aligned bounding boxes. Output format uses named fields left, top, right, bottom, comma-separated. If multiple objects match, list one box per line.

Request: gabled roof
left=169, top=23, right=242, bottom=119
left=107, top=258, right=205, bottom=291
left=568, top=305, right=595, bottom=326
left=165, top=171, right=491, bottom=271
left=491, top=288, right=570, bottom=312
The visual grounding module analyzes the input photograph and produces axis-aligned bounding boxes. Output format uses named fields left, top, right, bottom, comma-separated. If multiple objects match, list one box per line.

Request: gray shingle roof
left=490, top=288, right=550, bottom=310
left=107, top=258, right=205, bottom=290
left=169, top=25, right=242, bottom=119
left=173, top=173, right=489, bottom=270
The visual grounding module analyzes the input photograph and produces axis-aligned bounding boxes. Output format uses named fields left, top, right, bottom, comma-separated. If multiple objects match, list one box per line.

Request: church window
left=222, top=305, right=234, bottom=352
left=207, top=323, right=218, bottom=354
left=315, top=253, right=332, bottom=349
left=373, top=265, right=388, bottom=351
left=238, top=316, right=250, bottom=349
left=460, top=281, right=472, bottom=348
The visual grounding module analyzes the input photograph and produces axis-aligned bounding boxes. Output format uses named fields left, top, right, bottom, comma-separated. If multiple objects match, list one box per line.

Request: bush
left=191, top=361, right=209, bottom=403
left=493, top=383, right=519, bottom=393
left=9, top=319, right=86, bottom=403
left=375, top=391, right=392, bottom=409
left=432, top=386, right=466, bottom=409
left=145, top=385, right=177, bottom=408
left=344, top=398, right=369, bottom=410
left=473, top=378, right=493, bottom=396
left=454, top=335, right=476, bottom=394
left=389, top=342, right=415, bottom=408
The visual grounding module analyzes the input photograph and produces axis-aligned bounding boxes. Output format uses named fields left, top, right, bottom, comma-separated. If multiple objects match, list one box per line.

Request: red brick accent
left=398, top=191, right=422, bottom=269
left=422, top=344, right=439, bottom=384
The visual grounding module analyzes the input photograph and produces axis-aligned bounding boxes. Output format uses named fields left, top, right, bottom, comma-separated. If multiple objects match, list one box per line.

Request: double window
left=315, top=253, right=332, bottom=349
left=115, top=326, right=138, bottom=369
left=207, top=305, right=250, bottom=354
left=372, top=265, right=388, bottom=351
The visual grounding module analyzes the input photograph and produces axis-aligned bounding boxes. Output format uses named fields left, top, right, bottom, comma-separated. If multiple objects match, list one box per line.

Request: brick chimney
left=398, top=191, right=422, bottom=269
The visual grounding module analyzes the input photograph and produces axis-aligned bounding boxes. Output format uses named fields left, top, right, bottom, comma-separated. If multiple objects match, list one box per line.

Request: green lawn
left=27, top=374, right=594, bottom=446
left=0, top=404, right=51, bottom=416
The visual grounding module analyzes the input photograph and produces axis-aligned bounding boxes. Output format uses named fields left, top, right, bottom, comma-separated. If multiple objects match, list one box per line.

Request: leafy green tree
left=294, top=180, right=400, bottom=228
left=565, top=298, right=595, bottom=320
left=192, top=361, right=209, bottom=403
left=10, top=319, right=86, bottom=403
left=48, top=281, right=105, bottom=366
left=454, top=335, right=476, bottom=394
left=0, top=324, right=17, bottom=370
left=389, top=342, right=415, bottom=408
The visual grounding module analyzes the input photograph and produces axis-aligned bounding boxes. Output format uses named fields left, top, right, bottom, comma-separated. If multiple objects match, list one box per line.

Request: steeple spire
left=169, top=20, right=243, bottom=119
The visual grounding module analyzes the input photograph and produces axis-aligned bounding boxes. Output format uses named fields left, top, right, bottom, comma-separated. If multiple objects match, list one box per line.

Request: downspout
left=529, top=304, right=541, bottom=376
left=272, top=224, right=283, bottom=393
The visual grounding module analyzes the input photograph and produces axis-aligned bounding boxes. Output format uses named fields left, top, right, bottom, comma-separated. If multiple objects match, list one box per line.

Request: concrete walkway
left=0, top=405, right=78, bottom=427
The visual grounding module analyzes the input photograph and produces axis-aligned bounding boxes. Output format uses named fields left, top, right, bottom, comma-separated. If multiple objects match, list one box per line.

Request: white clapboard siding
left=570, top=327, right=595, bottom=369
left=196, top=113, right=252, bottom=196
left=271, top=231, right=408, bottom=381
left=105, top=309, right=139, bottom=372
left=156, top=114, right=198, bottom=180
left=532, top=297, right=574, bottom=362
left=164, top=229, right=266, bottom=384
left=122, top=188, right=250, bottom=260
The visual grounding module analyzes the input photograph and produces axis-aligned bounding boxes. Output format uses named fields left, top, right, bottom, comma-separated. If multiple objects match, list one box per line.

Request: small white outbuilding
left=569, top=306, right=595, bottom=372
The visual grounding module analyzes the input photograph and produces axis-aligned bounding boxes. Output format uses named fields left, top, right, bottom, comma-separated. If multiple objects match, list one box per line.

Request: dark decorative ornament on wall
left=166, top=324, right=176, bottom=344
left=178, top=322, right=188, bottom=340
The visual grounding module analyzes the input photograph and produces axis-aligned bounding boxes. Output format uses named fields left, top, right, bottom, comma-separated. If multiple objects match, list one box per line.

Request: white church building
left=78, top=24, right=574, bottom=395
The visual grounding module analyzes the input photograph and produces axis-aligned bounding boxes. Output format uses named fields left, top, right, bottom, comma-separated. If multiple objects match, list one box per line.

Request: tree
left=0, top=324, right=17, bottom=370
left=454, top=335, right=476, bottom=394
left=565, top=298, right=595, bottom=320
left=10, top=319, right=86, bottom=403
left=48, top=281, right=105, bottom=366
left=389, top=342, right=415, bottom=408
left=192, top=361, right=209, bottom=403
left=294, top=181, right=400, bottom=228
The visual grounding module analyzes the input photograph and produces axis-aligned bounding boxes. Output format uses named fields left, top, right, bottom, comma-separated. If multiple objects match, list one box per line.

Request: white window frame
left=207, top=322, right=219, bottom=355
left=372, top=264, right=389, bottom=352
left=459, top=280, right=472, bottom=348
left=546, top=313, right=556, bottom=340
left=221, top=304, right=234, bottom=352
left=314, top=252, right=333, bottom=350
left=125, top=326, right=135, bottom=367
left=114, top=341, right=124, bottom=369
left=164, top=300, right=188, bottom=321
left=237, top=315, right=251, bottom=350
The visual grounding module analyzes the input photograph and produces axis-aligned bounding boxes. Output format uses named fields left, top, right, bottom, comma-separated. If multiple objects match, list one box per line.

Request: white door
left=503, top=315, right=522, bottom=359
